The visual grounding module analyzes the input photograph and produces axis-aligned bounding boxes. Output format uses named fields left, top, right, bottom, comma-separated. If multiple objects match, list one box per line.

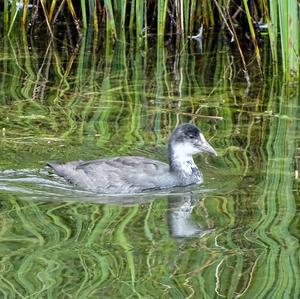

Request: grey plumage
left=47, top=124, right=217, bottom=194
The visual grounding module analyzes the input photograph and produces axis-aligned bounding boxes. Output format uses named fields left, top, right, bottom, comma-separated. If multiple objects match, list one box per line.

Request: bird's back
left=48, top=156, right=174, bottom=194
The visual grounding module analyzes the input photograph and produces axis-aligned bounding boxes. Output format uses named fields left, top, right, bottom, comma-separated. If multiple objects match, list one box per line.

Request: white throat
left=168, top=140, right=203, bottom=184
left=171, top=143, right=198, bottom=175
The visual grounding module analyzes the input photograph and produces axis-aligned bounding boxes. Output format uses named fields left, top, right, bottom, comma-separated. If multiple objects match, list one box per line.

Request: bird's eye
left=188, top=135, right=195, bottom=139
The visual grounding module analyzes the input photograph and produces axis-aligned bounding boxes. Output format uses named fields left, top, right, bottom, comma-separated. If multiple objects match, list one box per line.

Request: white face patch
left=172, top=141, right=201, bottom=159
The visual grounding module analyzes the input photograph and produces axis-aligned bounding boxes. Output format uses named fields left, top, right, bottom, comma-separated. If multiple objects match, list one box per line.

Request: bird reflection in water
left=168, top=193, right=213, bottom=239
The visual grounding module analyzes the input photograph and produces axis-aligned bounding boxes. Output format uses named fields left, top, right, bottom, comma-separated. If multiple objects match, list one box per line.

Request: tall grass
left=265, top=0, right=299, bottom=78
left=2, top=1, right=299, bottom=78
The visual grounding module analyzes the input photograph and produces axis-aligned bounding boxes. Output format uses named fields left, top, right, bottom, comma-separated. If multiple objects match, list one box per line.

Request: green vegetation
left=0, top=2, right=299, bottom=298
left=2, top=0, right=299, bottom=78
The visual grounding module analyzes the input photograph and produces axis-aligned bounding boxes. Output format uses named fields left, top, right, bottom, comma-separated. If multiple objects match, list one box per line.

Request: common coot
left=47, top=124, right=217, bottom=194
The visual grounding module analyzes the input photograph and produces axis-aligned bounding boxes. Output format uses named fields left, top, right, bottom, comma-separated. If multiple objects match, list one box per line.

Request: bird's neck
left=168, top=145, right=199, bottom=176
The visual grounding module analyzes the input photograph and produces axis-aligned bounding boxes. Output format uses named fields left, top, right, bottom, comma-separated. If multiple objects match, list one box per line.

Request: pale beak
left=198, top=134, right=217, bottom=156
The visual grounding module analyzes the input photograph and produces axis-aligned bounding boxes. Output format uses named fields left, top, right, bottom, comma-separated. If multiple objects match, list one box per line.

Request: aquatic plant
left=2, top=0, right=299, bottom=78
left=0, top=11, right=299, bottom=299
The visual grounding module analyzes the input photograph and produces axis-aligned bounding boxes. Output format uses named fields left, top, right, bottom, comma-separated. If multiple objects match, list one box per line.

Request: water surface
left=0, top=32, right=299, bottom=298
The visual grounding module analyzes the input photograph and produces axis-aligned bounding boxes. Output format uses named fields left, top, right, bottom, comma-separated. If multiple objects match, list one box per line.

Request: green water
left=0, top=31, right=299, bottom=298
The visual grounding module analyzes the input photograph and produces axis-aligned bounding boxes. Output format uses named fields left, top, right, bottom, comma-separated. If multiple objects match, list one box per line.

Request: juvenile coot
left=47, top=124, right=217, bottom=194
